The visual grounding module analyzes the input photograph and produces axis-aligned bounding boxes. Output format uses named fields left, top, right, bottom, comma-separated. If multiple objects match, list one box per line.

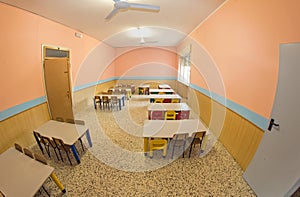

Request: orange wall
left=0, top=3, right=103, bottom=111
left=189, top=0, right=300, bottom=118
left=114, top=47, right=178, bottom=78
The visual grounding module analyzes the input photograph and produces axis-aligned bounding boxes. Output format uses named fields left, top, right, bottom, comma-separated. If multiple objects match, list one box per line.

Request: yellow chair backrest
left=154, top=98, right=163, bottom=103
left=165, top=111, right=176, bottom=120
left=171, top=98, right=180, bottom=103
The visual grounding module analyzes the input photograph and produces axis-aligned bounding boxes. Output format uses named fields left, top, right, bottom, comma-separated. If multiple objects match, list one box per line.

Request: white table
left=149, top=94, right=182, bottom=103
left=0, top=148, right=54, bottom=197
left=158, top=84, right=171, bottom=89
left=147, top=103, right=190, bottom=111
left=143, top=119, right=208, bottom=154
left=34, top=120, right=92, bottom=164
left=149, top=89, right=175, bottom=94
left=147, top=103, right=190, bottom=120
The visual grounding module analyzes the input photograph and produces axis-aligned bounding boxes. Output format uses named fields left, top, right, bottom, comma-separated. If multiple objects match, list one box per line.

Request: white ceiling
left=0, top=0, right=226, bottom=47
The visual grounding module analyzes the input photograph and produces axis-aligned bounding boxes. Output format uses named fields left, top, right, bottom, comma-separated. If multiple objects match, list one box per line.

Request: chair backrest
left=151, top=111, right=164, bottom=120
left=102, top=96, right=109, bottom=102
left=34, top=153, right=47, bottom=165
left=171, top=98, right=180, bottom=103
left=192, top=131, right=206, bottom=143
left=111, top=96, right=118, bottom=103
left=163, top=98, right=172, bottom=103
left=23, top=148, right=34, bottom=159
left=56, top=117, right=64, bottom=122
left=165, top=111, right=177, bottom=120
left=173, top=133, right=189, bottom=141
left=41, top=135, right=56, bottom=147
left=65, top=118, right=75, bottom=124
left=75, top=119, right=85, bottom=125
left=154, top=98, right=163, bottom=103
left=14, top=143, right=23, bottom=153
left=94, top=96, right=101, bottom=101
left=52, top=137, right=67, bottom=150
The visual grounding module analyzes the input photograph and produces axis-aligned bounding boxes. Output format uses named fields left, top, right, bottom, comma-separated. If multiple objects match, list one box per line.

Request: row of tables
left=139, top=84, right=209, bottom=156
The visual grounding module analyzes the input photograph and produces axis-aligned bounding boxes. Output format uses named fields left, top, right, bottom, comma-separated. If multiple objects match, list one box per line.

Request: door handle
left=267, top=118, right=279, bottom=131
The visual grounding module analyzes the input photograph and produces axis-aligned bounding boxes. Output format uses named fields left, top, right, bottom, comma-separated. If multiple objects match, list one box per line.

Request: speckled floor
left=33, top=97, right=257, bottom=197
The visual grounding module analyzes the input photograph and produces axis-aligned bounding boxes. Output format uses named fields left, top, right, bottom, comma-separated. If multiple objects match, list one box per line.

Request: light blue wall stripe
left=190, top=83, right=269, bottom=130
left=1, top=77, right=176, bottom=120
left=0, top=96, right=46, bottom=121
left=1, top=78, right=269, bottom=131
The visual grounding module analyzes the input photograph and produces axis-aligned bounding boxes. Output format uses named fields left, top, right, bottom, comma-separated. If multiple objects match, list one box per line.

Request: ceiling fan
left=105, top=0, right=160, bottom=20
left=137, top=27, right=158, bottom=45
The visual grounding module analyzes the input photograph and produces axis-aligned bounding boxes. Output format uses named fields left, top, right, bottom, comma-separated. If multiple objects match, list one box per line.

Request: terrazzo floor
left=32, top=97, right=257, bottom=197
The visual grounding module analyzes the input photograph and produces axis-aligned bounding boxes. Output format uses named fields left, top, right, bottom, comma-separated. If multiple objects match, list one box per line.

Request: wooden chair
left=52, top=137, right=74, bottom=165
left=110, top=96, right=119, bottom=110
left=149, top=139, right=168, bottom=158
left=33, top=131, right=45, bottom=154
left=171, top=133, right=189, bottom=159
left=93, top=96, right=102, bottom=110
left=55, top=117, right=64, bottom=122
left=107, top=89, right=113, bottom=94
left=188, top=131, right=206, bottom=157
left=23, top=147, right=34, bottom=159
left=14, top=143, right=23, bottom=153
left=102, top=96, right=111, bottom=110
left=40, top=135, right=60, bottom=161
left=165, top=111, right=177, bottom=120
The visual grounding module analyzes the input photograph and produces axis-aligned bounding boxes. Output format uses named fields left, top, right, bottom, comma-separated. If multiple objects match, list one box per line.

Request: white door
left=243, top=43, right=300, bottom=196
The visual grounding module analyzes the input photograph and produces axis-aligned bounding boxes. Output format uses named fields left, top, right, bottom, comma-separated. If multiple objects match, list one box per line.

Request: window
left=178, top=45, right=191, bottom=85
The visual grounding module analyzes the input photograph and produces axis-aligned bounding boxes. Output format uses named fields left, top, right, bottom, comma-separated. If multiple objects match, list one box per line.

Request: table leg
left=71, top=145, right=81, bottom=164
left=144, top=137, right=149, bottom=156
left=50, top=172, right=66, bottom=193
left=118, top=99, right=122, bottom=110
left=85, top=129, right=93, bottom=147
left=122, top=97, right=125, bottom=106
left=201, top=135, right=208, bottom=153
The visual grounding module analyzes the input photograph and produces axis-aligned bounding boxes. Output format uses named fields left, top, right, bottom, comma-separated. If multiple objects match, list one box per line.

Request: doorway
left=42, top=45, right=74, bottom=121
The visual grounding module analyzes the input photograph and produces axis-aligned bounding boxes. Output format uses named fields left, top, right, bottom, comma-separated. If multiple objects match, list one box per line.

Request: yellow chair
left=149, top=139, right=168, bottom=158
left=171, top=98, right=180, bottom=103
left=154, top=98, right=163, bottom=103
left=165, top=111, right=177, bottom=120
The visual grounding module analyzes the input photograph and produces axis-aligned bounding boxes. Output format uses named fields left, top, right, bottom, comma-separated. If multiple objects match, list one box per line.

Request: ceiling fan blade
left=129, top=3, right=160, bottom=11
left=105, top=8, right=119, bottom=20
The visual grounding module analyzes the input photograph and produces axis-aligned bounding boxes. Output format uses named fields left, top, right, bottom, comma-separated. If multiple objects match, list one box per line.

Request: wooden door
left=44, top=58, right=74, bottom=121
left=243, top=43, right=300, bottom=196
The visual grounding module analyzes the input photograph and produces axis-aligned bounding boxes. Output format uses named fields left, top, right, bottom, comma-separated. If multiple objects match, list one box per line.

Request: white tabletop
left=109, top=88, right=131, bottom=92
left=35, top=120, right=88, bottom=145
left=158, top=84, right=171, bottom=89
left=143, top=119, right=207, bottom=138
left=149, top=94, right=182, bottom=99
left=0, top=148, right=54, bottom=197
left=149, top=89, right=175, bottom=93
left=138, top=85, right=150, bottom=88
left=147, top=103, right=190, bottom=111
